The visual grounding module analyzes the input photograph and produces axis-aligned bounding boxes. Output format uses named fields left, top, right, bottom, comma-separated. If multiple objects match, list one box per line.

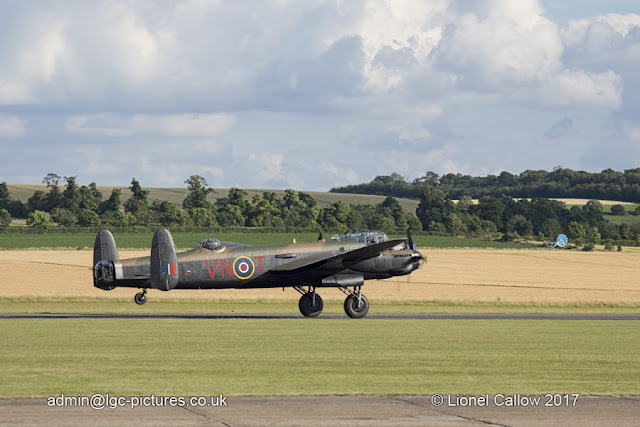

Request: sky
left=1, top=0, right=639, bottom=191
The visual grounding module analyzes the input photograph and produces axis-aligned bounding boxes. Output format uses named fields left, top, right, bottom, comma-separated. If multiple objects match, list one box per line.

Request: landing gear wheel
left=299, top=293, right=323, bottom=317
left=344, top=294, right=369, bottom=318
left=134, top=292, right=147, bottom=305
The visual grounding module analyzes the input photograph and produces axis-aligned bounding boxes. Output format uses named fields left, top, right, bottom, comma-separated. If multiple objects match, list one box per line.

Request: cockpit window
left=201, top=238, right=222, bottom=250
left=330, top=231, right=389, bottom=245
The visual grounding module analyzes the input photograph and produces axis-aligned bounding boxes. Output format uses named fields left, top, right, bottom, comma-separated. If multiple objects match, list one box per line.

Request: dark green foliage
left=611, top=204, right=627, bottom=216
left=51, top=208, right=78, bottom=227
left=182, top=175, right=215, bottom=209
left=0, top=209, right=11, bottom=229
left=26, top=210, right=53, bottom=229
left=153, top=200, right=186, bottom=227
left=99, top=189, right=122, bottom=214
left=62, top=176, right=82, bottom=210
left=76, top=209, right=100, bottom=227
left=331, top=167, right=640, bottom=203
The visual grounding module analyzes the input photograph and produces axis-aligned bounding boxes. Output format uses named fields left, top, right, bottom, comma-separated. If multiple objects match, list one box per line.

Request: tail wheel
left=299, top=293, right=323, bottom=317
left=134, top=292, right=147, bottom=305
left=344, top=294, right=369, bottom=318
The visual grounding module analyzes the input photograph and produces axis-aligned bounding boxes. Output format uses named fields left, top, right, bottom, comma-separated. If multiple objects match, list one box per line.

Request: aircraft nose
left=411, top=250, right=425, bottom=269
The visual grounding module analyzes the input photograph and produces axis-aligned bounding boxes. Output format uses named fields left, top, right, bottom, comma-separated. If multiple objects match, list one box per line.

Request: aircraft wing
left=270, top=239, right=406, bottom=273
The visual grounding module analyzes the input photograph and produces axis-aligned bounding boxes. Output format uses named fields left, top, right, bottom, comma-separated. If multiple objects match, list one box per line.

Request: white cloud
left=0, top=114, right=27, bottom=138
left=1, top=1, right=640, bottom=189
left=537, top=69, right=622, bottom=108
left=65, top=113, right=236, bottom=138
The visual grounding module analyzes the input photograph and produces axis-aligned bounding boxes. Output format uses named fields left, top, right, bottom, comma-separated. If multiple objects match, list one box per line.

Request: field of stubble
left=1, top=248, right=639, bottom=304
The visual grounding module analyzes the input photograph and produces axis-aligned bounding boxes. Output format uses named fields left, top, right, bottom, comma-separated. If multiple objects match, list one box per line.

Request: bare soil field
left=1, top=249, right=639, bottom=303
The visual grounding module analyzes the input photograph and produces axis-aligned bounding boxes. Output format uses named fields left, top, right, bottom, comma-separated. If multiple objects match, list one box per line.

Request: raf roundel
left=233, top=256, right=255, bottom=280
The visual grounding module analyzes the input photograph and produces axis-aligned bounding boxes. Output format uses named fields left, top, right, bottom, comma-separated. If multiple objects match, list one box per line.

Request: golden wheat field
left=1, top=249, right=639, bottom=303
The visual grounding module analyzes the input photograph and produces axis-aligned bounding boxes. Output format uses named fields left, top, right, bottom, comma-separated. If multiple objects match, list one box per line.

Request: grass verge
left=1, top=297, right=639, bottom=314
left=0, top=318, right=638, bottom=397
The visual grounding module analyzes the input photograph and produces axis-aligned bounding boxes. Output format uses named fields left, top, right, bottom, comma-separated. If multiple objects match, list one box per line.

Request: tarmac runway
left=1, top=313, right=639, bottom=320
left=2, top=395, right=639, bottom=426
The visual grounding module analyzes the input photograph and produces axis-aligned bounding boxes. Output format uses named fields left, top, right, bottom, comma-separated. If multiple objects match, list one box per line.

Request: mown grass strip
left=1, top=297, right=638, bottom=314
left=0, top=319, right=638, bottom=397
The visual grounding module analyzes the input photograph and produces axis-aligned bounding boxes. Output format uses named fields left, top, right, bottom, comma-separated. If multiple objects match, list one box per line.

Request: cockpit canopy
left=330, top=231, right=389, bottom=245
left=199, top=238, right=222, bottom=250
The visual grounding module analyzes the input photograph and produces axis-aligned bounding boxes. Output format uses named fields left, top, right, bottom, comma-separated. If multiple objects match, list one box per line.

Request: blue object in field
left=554, top=234, right=568, bottom=248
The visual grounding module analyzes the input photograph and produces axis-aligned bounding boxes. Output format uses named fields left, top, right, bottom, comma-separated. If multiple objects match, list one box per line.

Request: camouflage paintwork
left=95, top=233, right=425, bottom=291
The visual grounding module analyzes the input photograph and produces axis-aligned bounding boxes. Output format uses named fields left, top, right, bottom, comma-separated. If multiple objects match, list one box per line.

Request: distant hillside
left=6, top=184, right=421, bottom=212
left=331, top=168, right=640, bottom=203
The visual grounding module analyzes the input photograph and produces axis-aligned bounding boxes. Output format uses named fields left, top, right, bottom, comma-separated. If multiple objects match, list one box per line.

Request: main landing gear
left=338, top=286, right=369, bottom=319
left=295, top=286, right=324, bottom=317
left=134, top=289, right=147, bottom=305
left=295, top=286, right=369, bottom=318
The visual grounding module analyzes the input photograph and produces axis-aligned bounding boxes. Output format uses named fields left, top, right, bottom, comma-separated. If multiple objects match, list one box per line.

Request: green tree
left=124, top=178, right=149, bottom=213
left=345, top=209, right=363, bottom=231
left=446, top=213, right=465, bottom=236
left=214, top=204, right=245, bottom=227
left=319, top=201, right=351, bottom=230
left=541, top=218, right=562, bottom=239
left=153, top=200, right=186, bottom=227
left=104, top=210, right=137, bottom=227
left=187, top=207, right=217, bottom=228
left=51, top=208, right=78, bottom=227
left=183, top=175, right=215, bottom=209
left=124, top=179, right=154, bottom=224
left=582, top=200, right=604, bottom=226
left=610, top=204, right=627, bottom=216
left=567, top=221, right=586, bottom=243
left=298, top=192, right=317, bottom=208
left=0, top=182, right=11, bottom=210
left=416, top=188, right=452, bottom=230
left=42, top=173, right=61, bottom=187
left=619, top=223, right=632, bottom=240
left=99, top=189, right=122, bottom=214
left=0, top=208, right=11, bottom=229
left=586, top=226, right=601, bottom=244
left=456, top=195, right=474, bottom=213
left=283, top=189, right=300, bottom=208
left=77, top=209, right=101, bottom=227
left=0, top=183, right=27, bottom=218
left=26, top=210, right=53, bottom=229
left=78, top=183, right=102, bottom=212
left=62, top=176, right=82, bottom=211
left=507, top=214, right=533, bottom=237
left=475, top=197, right=505, bottom=230
left=27, top=191, right=48, bottom=212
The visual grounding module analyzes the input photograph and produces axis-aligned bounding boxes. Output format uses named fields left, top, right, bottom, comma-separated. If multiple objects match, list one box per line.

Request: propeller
left=317, top=229, right=324, bottom=241
left=406, top=227, right=416, bottom=252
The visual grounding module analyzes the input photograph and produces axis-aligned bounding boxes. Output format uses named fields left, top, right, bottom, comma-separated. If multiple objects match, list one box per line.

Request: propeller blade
left=317, top=230, right=324, bottom=241
left=406, top=227, right=416, bottom=251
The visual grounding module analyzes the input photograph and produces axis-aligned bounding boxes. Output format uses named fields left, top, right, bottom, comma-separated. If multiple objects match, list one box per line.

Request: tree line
left=416, top=189, right=640, bottom=246
left=330, top=168, right=640, bottom=202
left=0, top=174, right=418, bottom=233
left=1, top=173, right=638, bottom=247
